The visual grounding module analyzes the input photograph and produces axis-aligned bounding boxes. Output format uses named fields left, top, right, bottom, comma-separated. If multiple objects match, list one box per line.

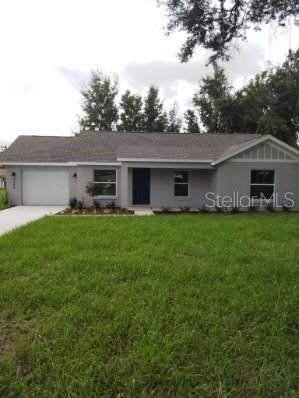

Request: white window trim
left=174, top=170, right=190, bottom=198
left=93, top=169, right=118, bottom=199
left=250, top=169, right=275, bottom=202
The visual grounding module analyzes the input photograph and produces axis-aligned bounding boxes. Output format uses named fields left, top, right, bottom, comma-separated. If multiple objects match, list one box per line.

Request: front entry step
left=129, top=207, right=154, bottom=216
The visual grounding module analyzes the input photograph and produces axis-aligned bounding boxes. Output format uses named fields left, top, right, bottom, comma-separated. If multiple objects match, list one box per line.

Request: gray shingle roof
left=0, top=131, right=261, bottom=163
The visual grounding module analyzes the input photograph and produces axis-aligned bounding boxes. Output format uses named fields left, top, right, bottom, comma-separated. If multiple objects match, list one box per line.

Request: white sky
left=0, top=0, right=298, bottom=144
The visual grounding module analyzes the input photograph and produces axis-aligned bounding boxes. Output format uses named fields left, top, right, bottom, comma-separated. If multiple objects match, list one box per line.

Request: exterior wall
left=4, top=160, right=299, bottom=210
left=5, top=166, right=22, bottom=205
left=215, top=161, right=299, bottom=210
left=76, top=165, right=121, bottom=207
left=150, top=168, right=216, bottom=208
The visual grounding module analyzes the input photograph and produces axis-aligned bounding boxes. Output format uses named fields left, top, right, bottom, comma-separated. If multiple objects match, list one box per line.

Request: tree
left=78, top=70, right=118, bottom=131
left=142, top=86, right=168, bottom=132
left=184, top=109, right=200, bottom=133
left=167, top=102, right=182, bottom=132
left=193, top=65, right=233, bottom=133
left=159, top=0, right=299, bottom=63
left=232, top=50, right=299, bottom=145
left=118, top=90, right=144, bottom=131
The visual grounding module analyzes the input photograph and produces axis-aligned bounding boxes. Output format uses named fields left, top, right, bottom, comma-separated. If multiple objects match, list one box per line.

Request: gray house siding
left=216, top=161, right=299, bottom=210
left=3, top=158, right=299, bottom=210
left=76, top=165, right=122, bottom=207
left=150, top=168, right=215, bottom=208
left=5, top=166, right=22, bottom=205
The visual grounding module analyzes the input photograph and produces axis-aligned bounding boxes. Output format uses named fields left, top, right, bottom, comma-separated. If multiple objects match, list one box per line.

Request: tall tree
left=167, top=102, right=182, bottom=132
left=193, top=65, right=233, bottom=133
left=78, top=70, right=118, bottom=131
left=232, top=50, right=299, bottom=145
left=118, top=90, right=144, bottom=131
left=143, top=86, right=168, bottom=132
left=184, top=109, right=200, bottom=133
left=159, top=0, right=299, bottom=63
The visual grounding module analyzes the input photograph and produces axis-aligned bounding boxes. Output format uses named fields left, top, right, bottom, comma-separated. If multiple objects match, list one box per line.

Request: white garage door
left=22, top=169, right=70, bottom=205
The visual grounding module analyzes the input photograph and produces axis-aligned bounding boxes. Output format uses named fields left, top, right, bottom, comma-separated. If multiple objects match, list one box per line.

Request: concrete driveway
left=0, top=206, right=65, bottom=236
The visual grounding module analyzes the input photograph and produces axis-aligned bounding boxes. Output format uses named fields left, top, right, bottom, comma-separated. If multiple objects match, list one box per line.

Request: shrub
left=231, top=206, right=240, bottom=213
left=106, top=201, right=116, bottom=209
left=86, top=182, right=103, bottom=197
left=248, top=205, right=257, bottom=212
left=180, top=206, right=190, bottom=213
left=282, top=204, right=291, bottom=212
left=93, top=199, right=101, bottom=209
left=266, top=203, right=274, bottom=212
left=77, top=201, right=84, bottom=210
left=69, top=198, right=77, bottom=209
left=0, top=189, right=8, bottom=209
left=200, top=205, right=209, bottom=213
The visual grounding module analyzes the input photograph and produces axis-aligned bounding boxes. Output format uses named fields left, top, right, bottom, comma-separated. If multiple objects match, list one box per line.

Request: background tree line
left=78, top=72, right=199, bottom=134
left=78, top=49, right=299, bottom=146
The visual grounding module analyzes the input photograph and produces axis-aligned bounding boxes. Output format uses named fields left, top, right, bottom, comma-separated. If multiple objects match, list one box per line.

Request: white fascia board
left=76, top=162, right=121, bottom=166
left=2, top=161, right=121, bottom=167
left=1, top=162, right=77, bottom=166
left=117, top=157, right=212, bottom=163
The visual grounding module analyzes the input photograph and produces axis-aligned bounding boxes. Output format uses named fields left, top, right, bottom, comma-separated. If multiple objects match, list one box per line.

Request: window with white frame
left=93, top=170, right=116, bottom=196
left=250, top=170, right=275, bottom=200
left=174, top=170, right=189, bottom=197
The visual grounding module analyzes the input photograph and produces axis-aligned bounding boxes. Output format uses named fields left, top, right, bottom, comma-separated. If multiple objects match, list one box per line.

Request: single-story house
left=0, top=131, right=299, bottom=210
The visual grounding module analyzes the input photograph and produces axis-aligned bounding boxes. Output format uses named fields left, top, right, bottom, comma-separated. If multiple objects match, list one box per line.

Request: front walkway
left=0, top=206, right=65, bottom=236
left=129, top=206, right=154, bottom=216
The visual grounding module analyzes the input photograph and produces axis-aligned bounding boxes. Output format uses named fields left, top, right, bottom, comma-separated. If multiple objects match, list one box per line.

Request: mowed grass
left=0, top=214, right=299, bottom=398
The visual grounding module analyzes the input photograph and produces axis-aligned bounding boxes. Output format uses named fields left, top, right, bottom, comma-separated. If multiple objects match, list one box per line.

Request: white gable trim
left=212, top=135, right=299, bottom=165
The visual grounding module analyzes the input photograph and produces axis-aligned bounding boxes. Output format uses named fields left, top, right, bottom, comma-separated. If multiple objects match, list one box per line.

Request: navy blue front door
left=133, top=168, right=151, bottom=205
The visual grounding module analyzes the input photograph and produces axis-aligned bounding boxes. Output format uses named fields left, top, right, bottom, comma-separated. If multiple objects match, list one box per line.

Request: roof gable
left=213, top=135, right=299, bottom=165
left=233, top=142, right=298, bottom=161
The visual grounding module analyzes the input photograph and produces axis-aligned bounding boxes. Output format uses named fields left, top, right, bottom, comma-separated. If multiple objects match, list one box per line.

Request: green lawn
left=0, top=214, right=299, bottom=398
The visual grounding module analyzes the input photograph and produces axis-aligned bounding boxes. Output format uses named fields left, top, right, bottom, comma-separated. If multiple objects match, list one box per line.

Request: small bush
left=106, top=201, right=116, bottom=209
left=200, top=205, right=209, bottom=213
left=161, top=206, right=170, bottom=214
left=248, top=205, right=257, bottom=212
left=282, top=204, right=291, bottom=212
left=77, top=201, right=84, bottom=210
left=231, top=206, right=240, bottom=213
left=180, top=206, right=190, bottom=213
left=86, top=182, right=102, bottom=197
left=266, top=203, right=274, bottom=212
left=93, top=199, right=101, bottom=209
left=69, top=198, right=77, bottom=209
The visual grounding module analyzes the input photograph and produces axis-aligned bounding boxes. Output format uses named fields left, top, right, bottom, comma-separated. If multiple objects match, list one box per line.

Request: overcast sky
left=0, top=0, right=298, bottom=144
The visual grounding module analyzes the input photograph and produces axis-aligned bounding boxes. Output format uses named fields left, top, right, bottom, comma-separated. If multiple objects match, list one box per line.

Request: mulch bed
left=57, top=208, right=135, bottom=216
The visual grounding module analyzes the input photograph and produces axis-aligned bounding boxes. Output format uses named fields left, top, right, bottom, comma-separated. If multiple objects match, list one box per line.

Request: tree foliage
left=192, top=50, right=299, bottom=146
left=193, top=65, right=232, bottom=133
left=184, top=109, right=200, bottom=133
left=167, top=102, right=182, bottom=132
left=160, top=0, right=299, bottom=63
left=142, top=86, right=169, bottom=132
left=79, top=70, right=118, bottom=131
left=118, top=90, right=144, bottom=131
